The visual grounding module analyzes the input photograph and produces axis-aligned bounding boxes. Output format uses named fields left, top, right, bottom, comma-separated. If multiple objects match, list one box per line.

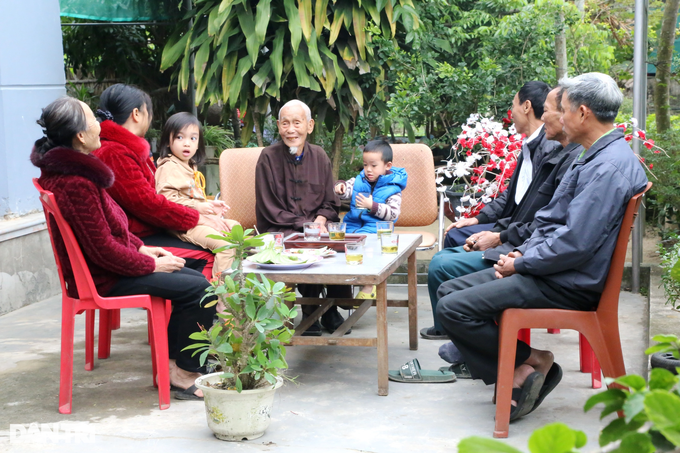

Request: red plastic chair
left=493, top=182, right=651, bottom=438
left=33, top=179, right=170, bottom=414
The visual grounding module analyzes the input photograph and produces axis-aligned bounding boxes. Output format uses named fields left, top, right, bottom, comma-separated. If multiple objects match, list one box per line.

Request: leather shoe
left=321, top=307, right=351, bottom=334
left=300, top=319, right=322, bottom=336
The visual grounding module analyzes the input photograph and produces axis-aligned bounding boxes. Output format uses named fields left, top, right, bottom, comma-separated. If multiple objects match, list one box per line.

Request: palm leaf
left=255, top=0, right=272, bottom=44
left=283, top=0, right=302, bottom=54
left=299, top=0, right=313, bottom=41
left=271, top=26, right=286, bottom=88
left=352, top=4, right=367, bottom=60
left=314, top=0, right=328, bottom=37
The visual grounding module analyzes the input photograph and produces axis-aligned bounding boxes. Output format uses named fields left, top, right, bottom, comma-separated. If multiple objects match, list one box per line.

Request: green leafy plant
left=457, top=334, right=680, bottom=453
left=459, top=423, right=587, bottom=453
left=160, top=0, right=419, bottom=179
left=202, top=124, right=235, bottom=154
left=659, top=235, right=680, bottom=310
left=183, top=225, right=298, bottom=392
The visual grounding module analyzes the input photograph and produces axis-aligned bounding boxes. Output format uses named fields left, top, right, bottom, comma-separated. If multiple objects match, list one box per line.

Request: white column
left=0, top=0, right=65, bottom=217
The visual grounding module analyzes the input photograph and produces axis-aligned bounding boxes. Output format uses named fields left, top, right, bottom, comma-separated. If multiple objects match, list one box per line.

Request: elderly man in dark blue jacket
left=435, top=73, right=648, bottom=421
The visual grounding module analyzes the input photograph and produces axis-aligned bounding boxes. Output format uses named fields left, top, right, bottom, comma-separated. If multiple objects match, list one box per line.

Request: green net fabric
left=60, top=0, right=179, bottom=22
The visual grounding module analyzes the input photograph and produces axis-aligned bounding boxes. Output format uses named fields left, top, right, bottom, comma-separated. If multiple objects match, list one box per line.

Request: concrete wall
left=0, top=0, right=65, bottom=313
left=0, top=227, right=59, bottom=316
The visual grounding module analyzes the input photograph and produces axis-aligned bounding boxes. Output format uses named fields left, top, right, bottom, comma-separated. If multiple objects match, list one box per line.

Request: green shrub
left=457, top=335, right=680, bottom=453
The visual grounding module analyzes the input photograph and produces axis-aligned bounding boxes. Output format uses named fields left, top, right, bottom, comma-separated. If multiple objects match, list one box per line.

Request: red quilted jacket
left=31, top=147, right=156, bottom=297
left=93, top=121, right=199, bottom=237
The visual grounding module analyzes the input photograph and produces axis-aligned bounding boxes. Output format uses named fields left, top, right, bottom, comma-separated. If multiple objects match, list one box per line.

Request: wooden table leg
left=407, top=251, right=418, bottom=351
left=376, top=280, right=388, bottom=396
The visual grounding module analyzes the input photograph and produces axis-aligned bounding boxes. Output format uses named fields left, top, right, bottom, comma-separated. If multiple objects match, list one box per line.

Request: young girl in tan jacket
left=155, top=112, right=238, bottom=277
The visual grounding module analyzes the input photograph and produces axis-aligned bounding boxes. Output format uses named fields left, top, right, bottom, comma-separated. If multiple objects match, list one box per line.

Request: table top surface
left=242, top=233, right=422, bottom=285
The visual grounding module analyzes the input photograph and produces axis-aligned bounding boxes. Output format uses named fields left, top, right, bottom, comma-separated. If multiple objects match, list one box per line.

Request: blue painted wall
left=0, top=0, right=65, bottom=217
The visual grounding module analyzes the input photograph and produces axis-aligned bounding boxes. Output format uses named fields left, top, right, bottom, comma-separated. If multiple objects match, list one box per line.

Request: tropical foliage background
left=61, top=0, right=679, bottom=231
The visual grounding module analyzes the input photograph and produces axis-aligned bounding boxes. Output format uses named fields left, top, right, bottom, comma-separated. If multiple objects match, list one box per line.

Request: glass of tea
left=303, top=222, right=321, bottom=241
left=345, top=242, right=364, bottom=265
left=376, top=221, right=394, bottom=238
left=380, top=233, right=399, bottom=254
left=328, top=222, right=346, bottom=240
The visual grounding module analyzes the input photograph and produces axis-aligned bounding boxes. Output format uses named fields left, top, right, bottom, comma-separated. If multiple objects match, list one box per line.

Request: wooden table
left=243, top=233, right=422, bottom=396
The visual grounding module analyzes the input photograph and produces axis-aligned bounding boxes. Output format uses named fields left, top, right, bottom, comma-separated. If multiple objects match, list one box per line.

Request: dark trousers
left=427, top=246, right=492, bottom=332
left=298, top=284, right=354, bottom=315
left=443, top=223, right=495, bottom=248
left=106, top=267, right=216, bottom=373
left=142, top=233, right=213, bottom=278
left=436, top=268, right=598, bottom=385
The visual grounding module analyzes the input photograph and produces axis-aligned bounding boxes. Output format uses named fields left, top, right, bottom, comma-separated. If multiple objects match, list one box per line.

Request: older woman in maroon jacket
left=92, top=84, right=231, bottom=278
left=32, top=96, right=213, bottom=400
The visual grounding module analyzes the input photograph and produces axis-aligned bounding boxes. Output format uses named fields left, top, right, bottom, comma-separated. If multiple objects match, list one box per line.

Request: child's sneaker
left=356, top=286, right=376, bottom=299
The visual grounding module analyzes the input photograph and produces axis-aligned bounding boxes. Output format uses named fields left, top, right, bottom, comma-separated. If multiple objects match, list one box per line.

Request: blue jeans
left=427, top=246, right=493, bottom=332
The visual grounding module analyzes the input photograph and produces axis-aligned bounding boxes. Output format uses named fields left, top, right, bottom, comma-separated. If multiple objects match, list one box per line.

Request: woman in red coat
left=92, top=84, right=231, bottom=278
left=32, top=97, right=214, bottom=400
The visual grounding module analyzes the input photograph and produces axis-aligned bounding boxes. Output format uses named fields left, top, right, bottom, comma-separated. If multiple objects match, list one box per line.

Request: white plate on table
left=246, top=256, right=322, bottom=270
left=284, top=248, right=337, bottom=258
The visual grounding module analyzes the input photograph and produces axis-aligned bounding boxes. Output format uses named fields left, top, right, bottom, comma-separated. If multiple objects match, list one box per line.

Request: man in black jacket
left=443, top=82, right=555, bottom=248
left=422, top=87, right=582, bottom=339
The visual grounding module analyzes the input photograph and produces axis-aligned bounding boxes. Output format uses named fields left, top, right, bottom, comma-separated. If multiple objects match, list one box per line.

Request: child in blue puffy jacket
left=334, top=139, right=408, bottom=298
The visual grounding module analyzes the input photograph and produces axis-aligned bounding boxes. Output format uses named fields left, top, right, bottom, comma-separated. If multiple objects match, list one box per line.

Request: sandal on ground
left=356, top=286, right=377, bottom=299
left=172, top=384, right=204, bottom=401
left=509, top=371, right=545, bottom=421
left=420, top=326, right=449, bottom=340
left=528, top=363, right=562, bottom=414
left=438, top=363, right=473, bottom=379
left=388, top=358, right=456, bottom=383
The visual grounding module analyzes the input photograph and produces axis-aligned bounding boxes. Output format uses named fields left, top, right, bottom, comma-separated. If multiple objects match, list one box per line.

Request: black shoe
left=420, top=326, right=448, bottom=340
left=300, top=319, right=322, bottom=336
left=321, top=307, right=351, bottom=334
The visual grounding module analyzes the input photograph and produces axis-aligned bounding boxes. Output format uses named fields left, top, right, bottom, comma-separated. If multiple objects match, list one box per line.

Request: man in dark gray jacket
left=435, top=73, right=648, bottom=420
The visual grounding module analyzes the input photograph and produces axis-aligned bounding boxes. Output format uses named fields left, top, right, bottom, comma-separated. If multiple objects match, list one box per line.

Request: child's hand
left=335, top=182, right=346, bottom=195
left=209, top=199, right=230, bottom=217
left=356, top=193, right=373, bottom=210
left=196, top=202, right=217, bottom=215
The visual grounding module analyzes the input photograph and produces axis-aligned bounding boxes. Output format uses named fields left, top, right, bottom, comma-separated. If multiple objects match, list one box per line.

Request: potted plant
left=185, top=225, right=297, bottom=441
left=200, top=124, right=234, bottom=196
left=652, top=236, right=680, bottom=374
left=202, top=124, right=235, bottom=159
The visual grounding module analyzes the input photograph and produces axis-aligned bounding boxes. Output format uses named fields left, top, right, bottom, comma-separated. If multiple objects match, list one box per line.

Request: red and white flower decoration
left=615, top=118, right=668, bottom=178
left=436, top=111, right=523, bottom=219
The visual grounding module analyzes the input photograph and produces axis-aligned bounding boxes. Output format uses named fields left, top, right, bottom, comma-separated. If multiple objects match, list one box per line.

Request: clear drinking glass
left=380, top=233, right=399, bottom=254
left=267, top=232, right=284, bottom=251
left=328, top=222, right=347, bottom=240
left=303, top=222, right=321, bottom=241
left=376, top=221, right=394, bottom=238
left=357, top=192, right=371, bottom=211
left=345, top=242, right=364, bottom=265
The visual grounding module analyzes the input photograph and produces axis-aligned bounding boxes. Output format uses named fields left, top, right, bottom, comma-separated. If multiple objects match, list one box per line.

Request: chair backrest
left=598, top=182, right=652, bottom=314
left=391, top=144, right=438, bottom=227
left=219, top=147, right=264, bottom=230
left=33, top=178, right=99, bottom=302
